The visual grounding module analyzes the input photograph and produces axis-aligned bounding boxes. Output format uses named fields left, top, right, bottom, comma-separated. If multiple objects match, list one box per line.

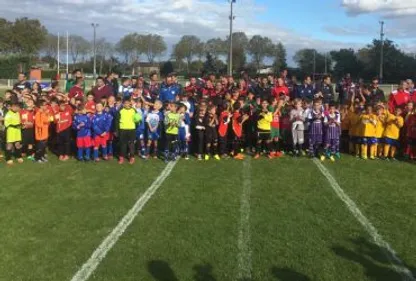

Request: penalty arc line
left=237, top=157, right=252, bottom=281
left=313, top=159, right=415, bottom=281
left=70, top=160, right=178, bottom=281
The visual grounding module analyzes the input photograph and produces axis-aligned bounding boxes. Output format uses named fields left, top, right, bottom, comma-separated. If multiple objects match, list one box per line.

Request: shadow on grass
left=271, top=267, right=310, bottom=281
left=192, top=264, right=217, bottom=281
left=148, top=261, right=218, bottom=281
left=332, top=237, right=416, bottom=281
left=148, top=260, right=178, bottom=281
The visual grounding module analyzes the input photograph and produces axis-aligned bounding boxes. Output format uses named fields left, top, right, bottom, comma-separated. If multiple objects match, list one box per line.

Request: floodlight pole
left=91, top=23, right=99, bottom=80
left=379, top=21, right=385, bottom=82
left=228, top=0, right=235, bottom=77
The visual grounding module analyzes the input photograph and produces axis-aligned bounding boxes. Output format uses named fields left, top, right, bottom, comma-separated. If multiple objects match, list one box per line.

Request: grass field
left=1, top=154, right=415, bottom=281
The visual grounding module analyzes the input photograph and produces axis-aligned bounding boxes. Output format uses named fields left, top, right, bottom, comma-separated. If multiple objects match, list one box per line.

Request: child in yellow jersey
left=254, top=99, right=273, bottom=159
left=383, top=107, right=404, bottom=160
left=359, top=105, right=377, bottom=160
left=375, top=105, right=386, bottom=158
left=348, top=103, right=363, bottom=157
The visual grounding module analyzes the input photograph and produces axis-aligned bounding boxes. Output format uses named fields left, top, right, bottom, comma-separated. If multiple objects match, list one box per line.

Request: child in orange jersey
left=34, top=100, right=51, bottom=163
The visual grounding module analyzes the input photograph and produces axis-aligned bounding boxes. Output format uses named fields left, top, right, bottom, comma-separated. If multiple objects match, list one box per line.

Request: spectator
left=369, top=77, right=385, bottom=104
left=159, top=74, right=181, bottom=102
left=297, top=76, right=315, bottom=101
left=13, top=72, right=31, bottom=91
left=68, top=77, right=85, bottom=100
left=92, top=77, right=113, bottom=102
left=105, top=71, right=119, bottom=96
left=65, top=69, right=85, bottom=92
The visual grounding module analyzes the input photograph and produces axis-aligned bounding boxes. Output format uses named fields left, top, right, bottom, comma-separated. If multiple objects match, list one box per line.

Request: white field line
left=313, top=159, right=415, bottom=281
left=70, top=160, right=178, bottom=281
left=237, top=158, right=252, bottom=281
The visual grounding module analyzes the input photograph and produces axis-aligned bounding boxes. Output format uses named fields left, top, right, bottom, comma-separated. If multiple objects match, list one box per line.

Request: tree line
left=1, top=17, right=415, bottom=82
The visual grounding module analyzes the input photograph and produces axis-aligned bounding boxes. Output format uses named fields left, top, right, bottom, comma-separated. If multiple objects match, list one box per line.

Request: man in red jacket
left=388, top=81, right=410, bottom=113
left=271, top=77, right=289, bottom=100
left=92, top=77, right=113, bottom=102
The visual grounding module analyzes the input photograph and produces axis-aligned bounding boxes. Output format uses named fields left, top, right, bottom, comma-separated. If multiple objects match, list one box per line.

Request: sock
left=93, top=149, right=99, bottom=160
left=349, top=142, right=354, bottom=154
left=355, top=144, right=361, bottom=156
left=15, top=147, right=22, bottom=159
left=102, top=146, right=107, bottom=157
left=5, top=149, right=12, bottom=161
left=145, top=144, right=150, bottom=156
left=390, top=146, right=397, bottom=158
left=370, top=145, right=376, bottom=158
left=383, top=144, right=390, bottom=158
left=164, top=149, right=169, bottom=160
left=84, top=148, right=91, bottom=160
left=377, top=144, right=383, bottom=157
left=77, top=148, right=84, bottom=160
left=184, top=142, right=189, bottom=155
left=107, top=142, right=113, bottom=155
left=361, top=144, right=368, bottom=158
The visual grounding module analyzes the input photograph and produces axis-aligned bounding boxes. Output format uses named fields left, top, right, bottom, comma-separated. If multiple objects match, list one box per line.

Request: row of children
left=1, top=87, right=416, bottom=165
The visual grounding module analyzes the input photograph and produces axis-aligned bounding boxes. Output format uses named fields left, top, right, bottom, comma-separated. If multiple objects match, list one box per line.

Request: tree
left=10, top=17, right=47, bottom=55
left=69, top=35, right=90, bottom=64
left=116, top=33, right=139, bottom=64
left=293, top=49, right=331, bottom=75
left=160, top=61, right=174, bottom=76
left=271, top=42, right=287, bottom=72
left=141, top=34, right=167, bottom=63
left=247, top=35, right=273, bottom=70
left=330, top=48, right=362, bottom=79
left=226, top=32, right=249, bottom=72
left=96, top=38, right=114, bottom=75
left=0, top=18, right=13, bottom=54
left=202, top=52, right=216, bottom=74
left=173, top=35, right=203, bottom=72
left=204, top=38, right=226, bottom=60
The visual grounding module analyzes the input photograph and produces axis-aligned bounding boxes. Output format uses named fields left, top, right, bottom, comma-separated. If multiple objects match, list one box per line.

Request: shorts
left=361, top=137, right=377, bottom=145
left=93, top=133, right=108, bottom=148
left=119, top=129, right=136, bottom=144
left=22, top=128, right=35, bottom=145
left=77, top=136, right=92, bottom=148
left=257, top=129, right=271, bottom=141
left=148, top=130, right=160, bottom=141
left=136, top=128, right=145, bottom=140
left=205, top=127, right=218, bottom=144
left=107, top=132, right=114, bottom=142
left=270, top=127, right=280, bottom=139
left=383, top=137, right=400, bottom=147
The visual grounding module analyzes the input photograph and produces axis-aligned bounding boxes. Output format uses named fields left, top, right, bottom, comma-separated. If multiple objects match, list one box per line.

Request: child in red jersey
left=85, top=93, right=96, bottom=115
left=270, top=98, right=284, bottom=158
left=20, top=98, right=35, bottom=160
left=404, top=102, right=415, bottom=160
left=54, top=100, right=73, bottom=161
left=218, top=102, right=232, bottom=158
left=231, top=102, right=249, bottom=160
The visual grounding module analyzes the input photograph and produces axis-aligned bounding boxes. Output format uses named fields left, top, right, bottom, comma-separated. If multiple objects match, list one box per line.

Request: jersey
left=257, top=111, right=273, bottom=131
left=383, top=112, right=404, bottom=140
left=164, top=112, right=180, bottom=135
left=4, top=110, right=22, bottom=143
left=360, top=113, right=377, bottom=138
left=375, top=114, right=386, bottom=138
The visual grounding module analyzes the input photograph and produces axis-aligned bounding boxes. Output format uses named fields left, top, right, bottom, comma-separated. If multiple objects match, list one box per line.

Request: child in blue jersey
left=178, top=103, right=191, bottom=160
left=92, top=103, right=113, bottom=161
left=73, top=105, right=92, bottom=161
left=105, top=96, right=119, bottom=158
left=133, top=99, right=147, bottom=158
left=118, top=77, right=133, bottom=99
left=145, top=100, right=164, bottom=159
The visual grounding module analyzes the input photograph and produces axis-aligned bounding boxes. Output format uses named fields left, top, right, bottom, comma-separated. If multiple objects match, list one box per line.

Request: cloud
left=342, top=0, right=416, bottom=17
left=0, top=0, right=363, bottom=65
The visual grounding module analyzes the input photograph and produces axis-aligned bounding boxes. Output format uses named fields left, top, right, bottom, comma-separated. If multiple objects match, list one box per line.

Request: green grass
left=0, top=155, right=415, bottom=281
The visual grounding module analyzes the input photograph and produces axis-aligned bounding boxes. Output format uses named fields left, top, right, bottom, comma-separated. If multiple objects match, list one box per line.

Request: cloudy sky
left=1, top=0, right=416, bottom=64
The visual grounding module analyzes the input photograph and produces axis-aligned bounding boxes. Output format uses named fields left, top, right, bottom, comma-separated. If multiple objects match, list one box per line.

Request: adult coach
left=13, top=72, right=31, bottom=91
left=92, top=77, right=113, bottom=102
left=159, top=74, right=181, bottom=102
